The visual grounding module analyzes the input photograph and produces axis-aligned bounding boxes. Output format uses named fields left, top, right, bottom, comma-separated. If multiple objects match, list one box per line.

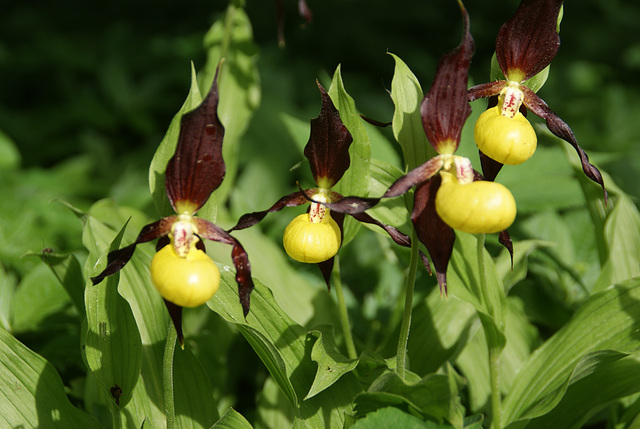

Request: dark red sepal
left=467, top=81, right=507, bottom=103
left=193, top=218, right=254, bottom=317
left=521, top=85, right=608, bottom=203
left=421, top=1, right=474, bottom=153
left=479, top=151, right=504, bottom=182
left=228, top=190, right=310, bottom=232
left=495, top=0, right=562, bottom=82
left=411, top=177, right=455, bottom=296
left=350, top=211, right=411, bottom=248
left=384, top=157, right=444, bottom=199
left=499, top=230, right=514, bottom=270
left=304, top=81, right=353, bottom=188
left=164, top=299, right=185, bottom=348
left=165, top=65, right=225, bottom=215
left=91, top=216, right=176, bottom=285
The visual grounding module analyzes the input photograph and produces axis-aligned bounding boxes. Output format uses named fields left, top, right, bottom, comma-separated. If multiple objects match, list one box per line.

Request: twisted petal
left=228, top=190, right=310, bottom=231
left=193, top=218, right=255, bottom=317
left=304, top=81, right=353, bottom=188
left=496, top=0, right=562, bottom=82
left=165, top=65, right=225, bottom=214
left=421, top=0, right=474, bottom=152
left=468, top=81, right=507, bottom=103
left=91, top=216, right=176, bottom=285
left=384, top=157, right=445, bottom=198
left=522, top=85, right=607, bottom=203
left=350, top=211, right=411, bottom=248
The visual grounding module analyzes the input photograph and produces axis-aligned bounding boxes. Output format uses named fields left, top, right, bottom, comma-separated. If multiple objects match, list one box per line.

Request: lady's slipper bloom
left=229, top=81, right=410, bottom=287
left=321, top=1, right=514, bottom=294
left=468, top=0, right=607, bottom=202
left=91, top=68, right=254, bottom=345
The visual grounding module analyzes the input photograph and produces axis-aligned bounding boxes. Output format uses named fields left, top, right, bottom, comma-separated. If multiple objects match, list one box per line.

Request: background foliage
left=1, top=0, right=640, bottom=428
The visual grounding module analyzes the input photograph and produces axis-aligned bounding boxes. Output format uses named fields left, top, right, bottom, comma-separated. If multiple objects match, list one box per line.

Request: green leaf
left=526, top=352, right=640, bottom=429
left=353, top=369, right=465, bottom=425
left=388, top=53, right=434, bottom=170
left=85, top=220, right=143, bottom=409
left=502, top=278, right=640, bottom=426
left=351, top=406, right=453, bottom=429
left=305, top=327, right=359, bottom=399
left=0, top=128, right=21, bottom=170
left=0, top=327, right=102, bottom=428
left=149, top=63, right=203, bottom=218
left=328, top=64, right=371, bottom=246
left=211, top=407, right=254, bottom=429
left=365, top=158, right=411, bottom=231
left=208, top=272, right=362, bottom=428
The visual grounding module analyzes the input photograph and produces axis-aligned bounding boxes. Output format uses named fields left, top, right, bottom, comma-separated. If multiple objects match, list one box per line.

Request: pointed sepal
left=304, top=81, right=353, bottom=189
left=165, top=65, right=225, bottom=215
left=495, top=0, right=562, bottom=82
left=228, top=190, right=310, bottom=231
left=421, top=0, right=474, bottom=154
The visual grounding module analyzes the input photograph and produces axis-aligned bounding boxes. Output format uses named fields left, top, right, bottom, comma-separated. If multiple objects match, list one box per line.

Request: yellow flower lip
left=474, top=105, right=537, bottom=165
left=283, top=212, right=341, bottom=264
left=436, top=171, right=516, bottom=234
left=150, top=241, right=220, bottom=308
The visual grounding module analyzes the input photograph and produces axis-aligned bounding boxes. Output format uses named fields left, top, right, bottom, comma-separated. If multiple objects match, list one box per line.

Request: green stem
left=477, top=233, right=502, bottom=429
left=163, top=323, right=178, bottom=429
left=332, top=255, right=358, bottom=360
left=396, top=228, right=419, bottom=379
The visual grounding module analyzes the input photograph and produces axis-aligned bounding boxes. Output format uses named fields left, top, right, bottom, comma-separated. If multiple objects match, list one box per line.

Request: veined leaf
left=0, top=327, right=102, bottom=428
left=212, top=407, right=254, bottom=429
left=502, top=278, right=640, bottom=425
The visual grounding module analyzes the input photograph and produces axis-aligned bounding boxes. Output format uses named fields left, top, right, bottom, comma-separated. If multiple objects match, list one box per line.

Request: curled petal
left=496, top=0, right=562, bottom=82
left=412, top=177, right=455, bottom=296
left=522, top=86, right=607, bottom=203
left=163, top=300, right=185, bottom=348
left=384, top=157, right=445, bottom=198
left=193, top=218, right=255, bottom=317
left=421, top=0, right=474, bottom=152
left=91, top=217, right=176, bottom=285
left=166, top=65, right=225, bottom=214
left=304, top=81, right=353, bottom=188
left=228, top=190, right=310, bottom=231
left=468, top=81, right=507, bottom=103
left=499, top=230, right=514, bottom=270
left=350, top=211, right=411, bottom=248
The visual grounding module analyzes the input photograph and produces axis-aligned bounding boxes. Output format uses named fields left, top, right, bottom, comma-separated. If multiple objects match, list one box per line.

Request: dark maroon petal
left=228, top=190, right=310, bottom=231
left=298, top=0, right=313, bottom=24
left=479, top=150, right=504, bottom=182
left=350, top=211, right=411, bottom=248
left=495, top=0, right=562, bottom=82
left=313, top=195, right=381, bottom=216
left=467, top=81, right=507, bottom=103
left=419, top=251, right=433, bottom=276
left=383, top=157, right=445, bottom=199
left=421, top=1, right=474, bottom=152
left=193, top=218, right=255, bottom=317
left=164, top=299, right=185, bottom=348
left=522, top=86, right=608, bottom=203
left=304, top=81, right=353, bottom=188
left=91, top=217, right=176, bottom=285
left=499, top=230, right=514, bottom=270
left=359, top=114, right=392, bottom=128
left=165, top=65, right=225, bottom=215
left=411, top=177, right=455, bottom=296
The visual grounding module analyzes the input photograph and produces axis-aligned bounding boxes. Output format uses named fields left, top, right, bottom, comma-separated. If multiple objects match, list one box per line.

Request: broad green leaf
left=0, top=129, right=20, bottom=170
left=255, top=377, right=295, bottom=429
left=351, top=406, right=453, bottom=429
left=353, top=369, right=465, bottom=425
left=201, top=3, right=260, bottom=209
left=305, top=327, right=359, bottom=399
left=365, top=158, right=411, bottom=231
left=85, top=220, right=143, bottom=409
left=502, top=278, right=640, bottom=425
left=494, top=240, right=552, bottom=293
left=593, top=194, right=640, bottom=291
left=212, top=407, right=254, bottom=429
left=527, top=352, right=640, bottom=429
left=388, top=53, right=434, bottom=170
left=407, top=292, right=478, bottom=376
left=26, top=250, right=86, bottom=314
left=208, top=272, right=362, bottom=428
left=0, top=263, right=17, bottom=330
left=0, top=327, right=102, bottom=428
left=329, top=64, right=371, bottom=246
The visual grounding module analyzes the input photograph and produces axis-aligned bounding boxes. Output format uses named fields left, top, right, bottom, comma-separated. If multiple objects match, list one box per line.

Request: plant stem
left=396, top=228, right=419, bottom=379
left=163, top=323, right=178, bottom=429
left=332, top=255, right=358, bottom=360
left=477, top=233, right=502, bottom=429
